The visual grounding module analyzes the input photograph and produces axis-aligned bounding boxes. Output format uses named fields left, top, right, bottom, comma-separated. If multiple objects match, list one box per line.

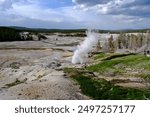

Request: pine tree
left=96, top=40, right=101, bottom=51
left=108, top=35, right=114, bottom=52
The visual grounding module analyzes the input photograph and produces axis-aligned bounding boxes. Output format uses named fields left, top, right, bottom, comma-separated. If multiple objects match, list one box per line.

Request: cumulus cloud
left=73, top=0, right=110, bottom=6
left=0, top=0, right=13, bottom=10
left=73, top=0, right=150, bottom=18
left=0, top=0, right=29, bottom=10
left=0, top=0, right=65, bottom=22
left=0, top=0, right=90, bottom=28
left=0, top=0, right=150, bottom=29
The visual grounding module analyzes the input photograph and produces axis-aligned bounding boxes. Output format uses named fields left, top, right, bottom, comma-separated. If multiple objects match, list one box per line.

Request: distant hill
left=6, top=26, right=150, bottom=33
left=0, top=26, right=150, bottom=42
left=7, top=26, right=87, bottom=33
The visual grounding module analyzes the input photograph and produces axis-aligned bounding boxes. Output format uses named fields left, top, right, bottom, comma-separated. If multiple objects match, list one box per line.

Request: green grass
left=93, top=52, right=106, bottom=60
left=136, top=73, right=150, bottom=80
left=9, top=62, right=21, bottom=69
left=5, top=78, right=27, bottom=88
left=88, top=54, right=150, bottom=75
left=64, top=68, right=150, bottom=100
left=64, top=54, right=150, bottom=100
left=101, top=53, right=135, bottom=61
left=64, top=70, right=150, bottom=99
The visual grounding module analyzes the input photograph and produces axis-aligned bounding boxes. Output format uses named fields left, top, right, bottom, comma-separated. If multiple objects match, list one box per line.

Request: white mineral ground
left=0, top=34, right=88, bottom=99
left=0, top=33, right=149, bottom=99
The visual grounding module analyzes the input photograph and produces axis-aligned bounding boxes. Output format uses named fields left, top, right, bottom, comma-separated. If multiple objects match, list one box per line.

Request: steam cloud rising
left=72, top=30, right=98, bottom=64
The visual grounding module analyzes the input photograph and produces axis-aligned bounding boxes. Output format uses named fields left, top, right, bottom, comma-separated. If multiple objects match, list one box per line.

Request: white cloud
left=0, top=0, right=150, bottom=29
left=73, top=0, right=150, bottom=18
left=11, top=4, right=63, bottom=22
left=0, top=0, right=63, bottom=23
left=0, top=0, right=90, bottom=28
left=0, top=0, right=13, bottom=10
left=1, top=0, right=91, bottom=24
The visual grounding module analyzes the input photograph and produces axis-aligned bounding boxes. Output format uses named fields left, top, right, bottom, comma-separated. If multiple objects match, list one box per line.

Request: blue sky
left=0, top=0, right=150, bottom=29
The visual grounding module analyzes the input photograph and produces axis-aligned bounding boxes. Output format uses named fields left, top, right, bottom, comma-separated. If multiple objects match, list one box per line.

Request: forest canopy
left=0, top=27, right=23, bottom=42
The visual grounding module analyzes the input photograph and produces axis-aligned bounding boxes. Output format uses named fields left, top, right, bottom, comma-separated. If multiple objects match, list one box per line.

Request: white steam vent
left=72, top=30, right=99, bottom=64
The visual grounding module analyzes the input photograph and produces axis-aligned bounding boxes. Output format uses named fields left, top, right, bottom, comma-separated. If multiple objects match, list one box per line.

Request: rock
left=46, top=62, right=61, bottom=69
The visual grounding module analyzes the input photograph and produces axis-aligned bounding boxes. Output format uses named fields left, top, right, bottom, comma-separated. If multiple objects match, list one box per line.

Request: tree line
left=0, top=27, right=23, bottom=42
left=98, top=30, right=150, bottom=53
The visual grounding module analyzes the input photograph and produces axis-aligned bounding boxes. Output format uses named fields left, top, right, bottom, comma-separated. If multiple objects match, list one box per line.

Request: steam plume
left=72, top=30, right=98, bottom=64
